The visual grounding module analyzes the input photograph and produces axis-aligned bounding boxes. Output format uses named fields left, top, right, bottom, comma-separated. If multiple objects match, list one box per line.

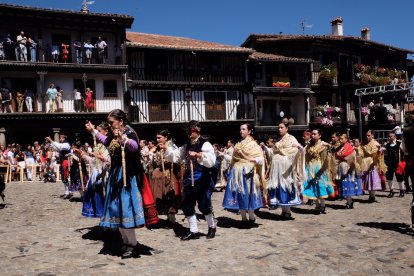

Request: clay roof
left=242, top=34, right=414, bottom=54
left=126, top=32, right=253, bottom=53
left=249, top=52, right=313, bottom=63
left=0, top=3, right=134, bottom=20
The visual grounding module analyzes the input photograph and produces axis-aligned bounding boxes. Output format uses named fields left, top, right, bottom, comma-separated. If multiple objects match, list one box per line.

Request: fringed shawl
left=229, top=137, right=265, bottom=194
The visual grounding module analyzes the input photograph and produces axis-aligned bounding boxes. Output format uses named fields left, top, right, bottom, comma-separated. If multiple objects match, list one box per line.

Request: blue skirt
left=82, top=170, right=104, bottom=218
left=340, top=177, right=363, bottom=197
left=99, top=166, right=145, bottom=229
left=268, top=186, right=302, bottom=207
left=222, top=167, right=263, bottom=211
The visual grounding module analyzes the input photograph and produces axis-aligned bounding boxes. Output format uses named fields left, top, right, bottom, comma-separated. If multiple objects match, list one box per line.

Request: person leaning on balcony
left=84, top=87, right=94, bottom=112
left=16, top=31, right=27, bottom=61
left=46, top=83, right=57, bottom=113
left=83, top=40, right=94, bottom=64
left=73, top=39, right=83, bottom=64
left=0, top=83, right=13, bottom=113
left=28, top=37, right=37, bottom=62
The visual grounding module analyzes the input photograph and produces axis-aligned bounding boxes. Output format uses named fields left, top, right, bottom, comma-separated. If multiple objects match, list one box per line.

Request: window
left=103, top=80, right=117, bottom=98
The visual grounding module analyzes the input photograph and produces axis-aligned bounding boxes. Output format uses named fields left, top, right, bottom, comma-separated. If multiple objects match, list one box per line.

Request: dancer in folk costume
left=267, top=122, right=302, bottom=220
left=80, top=123, right=111, bottom=218
left=335, top=133, right=363, bottom=209
left=300, top=129, right=335, bottom=214
left=161, top=120, right=217, bottom=240
left=361, top=130, right=384, bottom=203
left=150, top=129, right=181, bottom=223
left=46, top=134, right=71, bottom=197
left=67, top=141, right=89, bottom=199
left=222, top=123, right=266, bottom=228
left=329, top=132, right=342, bottom=198
left=216, top=140, right=235, bottom=191
left=85, top=109, right=158, bottom=258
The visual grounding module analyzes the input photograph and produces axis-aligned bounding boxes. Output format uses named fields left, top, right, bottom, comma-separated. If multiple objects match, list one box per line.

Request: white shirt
left=164, top=140, right=216, bottom=168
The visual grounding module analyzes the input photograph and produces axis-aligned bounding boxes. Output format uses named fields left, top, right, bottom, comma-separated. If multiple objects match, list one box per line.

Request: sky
left=2, top=0, right=414, bottom=53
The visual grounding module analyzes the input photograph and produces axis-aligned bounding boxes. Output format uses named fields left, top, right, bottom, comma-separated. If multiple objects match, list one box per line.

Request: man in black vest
left=161, top=120, right=217, bottom=240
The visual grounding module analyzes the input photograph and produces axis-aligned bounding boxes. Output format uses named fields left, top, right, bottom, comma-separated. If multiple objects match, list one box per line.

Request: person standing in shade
left=46, top=83, right=57, bottom=112
left=95, top=36, right=107, bottom=64
left=160, top=120, right=217, bottom=240
left=73, top=88, right=82, bottom=112
left=24, top=88, right=34, bottom=112
left=73, top=39, right=83, bottom=64
left=16, top=31, right=27, bottom=61
left=28, top=37, right=37, bottom=62
left=85, top=87, right=94, bottom=112
left=222, top=123, right=265, bottom=228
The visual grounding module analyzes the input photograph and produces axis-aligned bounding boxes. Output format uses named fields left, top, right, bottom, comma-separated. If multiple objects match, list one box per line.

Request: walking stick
left=78, top=155, right=84, bottom=191
left=121, top=143, right=127, bottom=187
left=190, top=159, right=194, bottom=187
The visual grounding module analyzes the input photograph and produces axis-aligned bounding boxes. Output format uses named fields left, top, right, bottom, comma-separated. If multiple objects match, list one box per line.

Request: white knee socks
left=205, top=214, right=215, bottom=228
left=387, top=180, right=393, bottom=190
left=240, top=210, right=247, bottom=221
left=187, top=215, right=198, bottom=233
left=248, top=210, right=255, bottom=221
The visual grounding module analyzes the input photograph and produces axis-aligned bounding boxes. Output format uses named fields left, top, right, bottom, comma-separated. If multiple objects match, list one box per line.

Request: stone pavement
left=0, top=181, right=413, bottom=276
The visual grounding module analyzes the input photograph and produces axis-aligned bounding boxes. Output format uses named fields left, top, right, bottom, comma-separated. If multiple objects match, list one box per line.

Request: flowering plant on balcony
left=318, top=64, right=337, bottom=85
left=314, top=103, right=343, bottom=127
left=354, top=63, right=406, bottom=86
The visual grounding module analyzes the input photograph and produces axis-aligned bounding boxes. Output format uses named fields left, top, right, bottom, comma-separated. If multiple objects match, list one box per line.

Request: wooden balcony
left=129, top=67, right=244, bottom=84
left=129, top=103, right=254, bottom=123
left=311, top=71, right=338, bottom=86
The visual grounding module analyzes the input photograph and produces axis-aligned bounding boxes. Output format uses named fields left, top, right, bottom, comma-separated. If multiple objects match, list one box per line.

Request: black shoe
left=248, top=219, right=256, bottom=227
left=180, top=231, right=199, bottom=241
left=206, top=227, right=216, bottom=239
left=345, top=201, right=354, bottom=209
left=399, top=190, right=405, bottom=197
left=316, top=206, right=326, bottom=215
left=121, top=245, right=136, bottom=259
left=368, top=196, right=376, bottom=203
left=306, top=199, right=314, bottom=206
left=268, top=205, right=277, bottom=210
left=387, top=190, right=394, bottom=198
left=281, top=213, right=294, bottom=220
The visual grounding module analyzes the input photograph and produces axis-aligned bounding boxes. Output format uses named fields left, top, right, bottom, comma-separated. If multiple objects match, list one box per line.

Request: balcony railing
left=129, top=103, right=254, bottom=123
left=311, top=71, right=338, bottom=86
left=129, top=67, right=244, bottom=83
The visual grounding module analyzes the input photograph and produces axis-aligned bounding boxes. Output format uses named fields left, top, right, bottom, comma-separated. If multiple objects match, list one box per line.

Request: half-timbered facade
left=125, top=32, right=254, bottom=143
left=0, top=4, right=133, bottom=143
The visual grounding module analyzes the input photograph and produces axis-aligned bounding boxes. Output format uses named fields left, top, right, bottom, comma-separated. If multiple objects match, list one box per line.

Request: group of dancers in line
left=47, top=108, right=414, bottom=258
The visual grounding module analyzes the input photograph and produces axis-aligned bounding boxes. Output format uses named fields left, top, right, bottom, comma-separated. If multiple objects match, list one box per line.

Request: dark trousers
left=181, top=174, right=213, bottom=217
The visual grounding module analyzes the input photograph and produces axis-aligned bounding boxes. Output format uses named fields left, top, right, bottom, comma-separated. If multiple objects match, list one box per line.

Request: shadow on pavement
left=216, top=216, right=260, bottom=229
left=76, top=226, right=155, bottom=258
left=325, top=203, right=347, bottom=210
left=356, top=222, right=414, bottom=236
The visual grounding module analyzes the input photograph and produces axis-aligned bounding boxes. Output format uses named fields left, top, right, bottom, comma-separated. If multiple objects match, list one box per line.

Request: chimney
left=361, top=27, right=370, bottom=40
left=330, top=17, right=343, bottom=36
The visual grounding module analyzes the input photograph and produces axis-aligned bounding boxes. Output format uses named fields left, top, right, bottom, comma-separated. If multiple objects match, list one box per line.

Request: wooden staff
left=190, top=159, right=194, bottom=187
left=93, top=137, right=97, bottom=149
left=161, top=150, right=167, bottom=177
left=121, top=143, right=127, bottom=187
left=78, top=154, right=84, bottom=191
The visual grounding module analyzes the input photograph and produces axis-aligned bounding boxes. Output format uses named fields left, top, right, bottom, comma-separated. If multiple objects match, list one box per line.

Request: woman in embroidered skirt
left=267, top=122, right=302, bottom=220
left=361, top=130, right=383, bottom=203
left=335, top=133, right=363, bottom=209
left=85, top=109, right=158, bottom=258
left=150, top=129, right=181, bottom=223
left=301, top=129, right=335, bottom=214
left=222, top=123, right=266, bottom=228
left=80, top=122, right=111, bottom=218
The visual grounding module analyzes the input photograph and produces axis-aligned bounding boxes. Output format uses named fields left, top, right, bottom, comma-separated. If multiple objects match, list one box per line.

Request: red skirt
left=140, top=173, right=159, bottom=225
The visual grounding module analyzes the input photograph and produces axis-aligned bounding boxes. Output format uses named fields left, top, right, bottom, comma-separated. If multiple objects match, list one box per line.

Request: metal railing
left=311, top=71, right=338, bottom=85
